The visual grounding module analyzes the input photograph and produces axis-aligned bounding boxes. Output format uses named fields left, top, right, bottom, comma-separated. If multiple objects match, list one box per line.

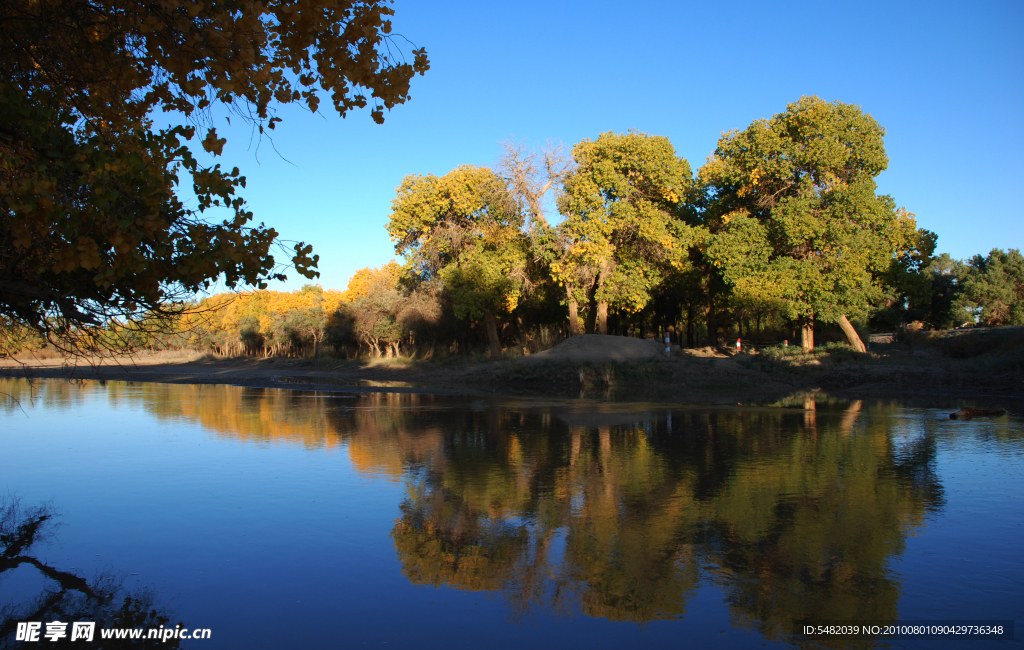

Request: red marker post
left=736, top=338, right=742, bottom=353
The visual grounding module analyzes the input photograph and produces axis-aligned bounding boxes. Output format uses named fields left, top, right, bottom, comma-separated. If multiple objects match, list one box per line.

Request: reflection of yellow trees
left=141, top=384, right=344, bottom=450
left=3, top=379, right=967, bottom=639
left=382, top=401, right=946, bottom=637
left=560, top=425, right=702, bottom=622
left=329, top=392, right=448, bottom=480
left=391, top=485, right=531, bottom=591
left=704, top=406, right=938, bottom=646
left=1, top=377, right=118, bottom=413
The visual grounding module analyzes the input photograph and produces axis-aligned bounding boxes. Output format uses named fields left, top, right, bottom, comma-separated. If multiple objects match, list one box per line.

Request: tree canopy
left=0, top=0, right=428, bottom=350
left=387, top=165, right=529, bottom=357
left=699, top=96, right=925, bottom=350
left=558, top=131, right=694, bottom=332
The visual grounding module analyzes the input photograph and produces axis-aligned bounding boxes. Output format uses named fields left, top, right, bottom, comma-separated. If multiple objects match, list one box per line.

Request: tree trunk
left=484, top=311, right=502, bottom=359
left=705, top=291, right=718, bottom=347
left=584, top=295, right=597, bottom=334
left=801, top=317, right=814, bottom=351
left=568, top=299, right=580, bottom=335
left=590, top=261, right=608, bottom=336
left=686, top=305, right=695, bottom=348
left=838, top=314, right=867, bottom=352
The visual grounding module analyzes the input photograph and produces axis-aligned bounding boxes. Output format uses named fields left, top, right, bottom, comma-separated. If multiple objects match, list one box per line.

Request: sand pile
left=520, top=334, right=663, bottom=363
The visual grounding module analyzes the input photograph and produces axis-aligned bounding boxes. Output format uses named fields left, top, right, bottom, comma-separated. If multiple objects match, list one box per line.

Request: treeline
left=3, top=285, right=341, bottom=358
left=4, top=96, right=1021, bottom=360
left=342, top=95, right=1019, bottom=358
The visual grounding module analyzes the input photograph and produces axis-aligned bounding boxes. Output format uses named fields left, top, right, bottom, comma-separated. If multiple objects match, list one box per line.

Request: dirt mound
left=521, top=334, right=663, bottom=363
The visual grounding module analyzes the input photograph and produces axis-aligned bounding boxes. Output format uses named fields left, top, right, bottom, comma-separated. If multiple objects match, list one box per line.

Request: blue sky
left=197, top=0, right=1023, bottom=292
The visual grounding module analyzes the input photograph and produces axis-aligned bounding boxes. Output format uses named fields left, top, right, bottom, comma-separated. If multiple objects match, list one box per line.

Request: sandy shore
left=0, top=352, right=472, bottom=395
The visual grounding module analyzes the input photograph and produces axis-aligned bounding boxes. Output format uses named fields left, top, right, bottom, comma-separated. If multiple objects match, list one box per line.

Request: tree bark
left=590, top=261, right=608, bottom=336
left=705, top=291, right=718, bottom=347
left=838, top=314, right=867, bottom=352
left=568, top=299, right=580, bottom=335
left=801, top=316, right=814, bottom=351
left=686, top=305, right=695, bottom=347
left=484, top=311, right=502, bottom=359
left=584, top=295, right=597, bottom=334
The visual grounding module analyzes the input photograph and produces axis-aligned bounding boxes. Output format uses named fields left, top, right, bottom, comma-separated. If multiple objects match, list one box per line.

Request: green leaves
left=387, top=165, right=529, bottom=324
left=961, top=249, right=1024, bottom=326
left=700, top=96, right=908, bottom=331
left=559, top=131, right=694, bottom=313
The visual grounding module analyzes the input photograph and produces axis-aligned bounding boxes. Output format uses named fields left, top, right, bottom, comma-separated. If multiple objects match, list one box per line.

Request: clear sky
left=197, top=0, right=1023, bottom=293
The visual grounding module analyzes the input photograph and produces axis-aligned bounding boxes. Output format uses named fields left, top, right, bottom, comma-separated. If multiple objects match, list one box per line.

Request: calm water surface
left=1, top=379, right=1021, bottom=649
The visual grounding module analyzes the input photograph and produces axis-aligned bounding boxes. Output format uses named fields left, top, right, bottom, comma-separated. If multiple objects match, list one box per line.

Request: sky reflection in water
left=1, top=379, right=1021, bottom=649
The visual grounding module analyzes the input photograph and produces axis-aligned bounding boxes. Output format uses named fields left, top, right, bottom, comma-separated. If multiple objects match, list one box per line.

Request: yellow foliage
left=342, top=261, right=402, bottom=302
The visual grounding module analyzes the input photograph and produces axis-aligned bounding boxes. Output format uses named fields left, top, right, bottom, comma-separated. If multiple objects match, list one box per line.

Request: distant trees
left=95, top=286, right=349, bottom=358
left=867, top=248, right=1024, bottom=330
left=331, top=262, right=410, bottom=358
left=960, top=249, right=1024, bottom=326
left=924, top=254, right=967, bottom=329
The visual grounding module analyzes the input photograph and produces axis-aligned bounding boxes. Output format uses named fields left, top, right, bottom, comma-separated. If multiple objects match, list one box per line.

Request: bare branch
left=496, top=139, right=573, bottom=231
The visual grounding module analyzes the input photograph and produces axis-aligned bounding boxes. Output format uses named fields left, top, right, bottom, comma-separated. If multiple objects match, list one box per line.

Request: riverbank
left=2, top=333, right=1021, bottom=403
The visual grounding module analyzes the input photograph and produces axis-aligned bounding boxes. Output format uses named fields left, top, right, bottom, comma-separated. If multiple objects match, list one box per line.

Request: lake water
left=1, top=378, right=1021, bottom=649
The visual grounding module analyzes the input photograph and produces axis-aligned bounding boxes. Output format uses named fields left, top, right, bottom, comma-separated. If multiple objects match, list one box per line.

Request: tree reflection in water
left=0, top=498, right=181, bottom=649
left=360, top=394, right=947, bottom=644
left=2, top=380, right=955, bottom=646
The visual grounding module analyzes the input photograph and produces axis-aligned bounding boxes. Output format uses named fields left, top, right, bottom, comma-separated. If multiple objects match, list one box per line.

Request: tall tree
left=386, top=165, right=528, bottom=358
left=1, top=0, right=428, bottom=352
left=496, top=142, right=585, bottom=335
left=700, top=96, right=918, bottom=351
left=558, top=131, right=694, bottom=334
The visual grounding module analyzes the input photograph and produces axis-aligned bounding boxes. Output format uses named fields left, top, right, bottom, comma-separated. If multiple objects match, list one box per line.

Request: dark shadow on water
left=0, top=497, right=183, bottom=649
